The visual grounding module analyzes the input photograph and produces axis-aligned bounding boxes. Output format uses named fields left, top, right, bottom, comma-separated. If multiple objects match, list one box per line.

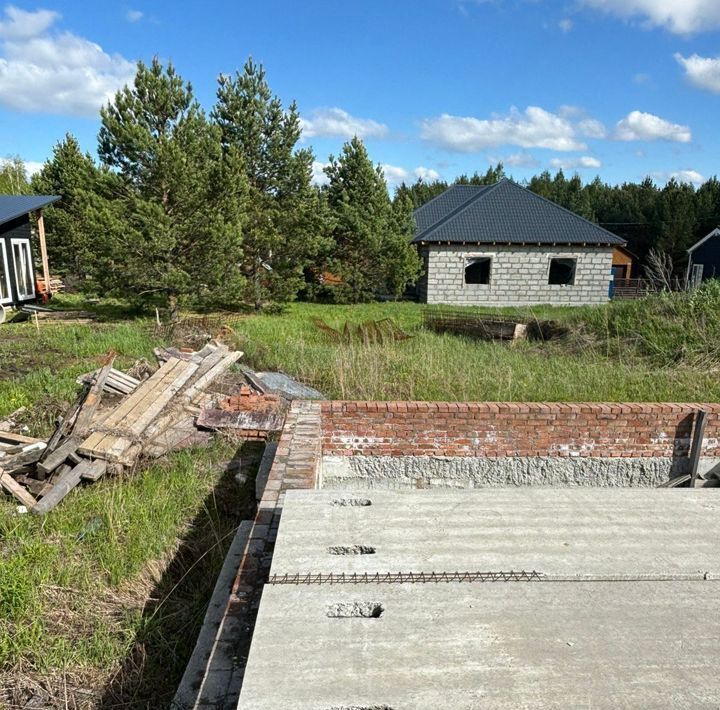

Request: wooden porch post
left=36, top=209, right=51, bottom=296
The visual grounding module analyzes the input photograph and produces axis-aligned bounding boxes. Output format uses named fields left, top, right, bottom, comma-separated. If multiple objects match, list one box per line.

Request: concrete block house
left=0, top=195, right=59, bottom=310
left=413, top=179, right=626, bottom=306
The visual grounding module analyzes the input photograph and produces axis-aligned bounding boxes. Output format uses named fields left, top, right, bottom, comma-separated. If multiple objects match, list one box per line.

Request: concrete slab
left=238, top=580, right=720, bottom=709
left=270, top=489, right=720, bottom=580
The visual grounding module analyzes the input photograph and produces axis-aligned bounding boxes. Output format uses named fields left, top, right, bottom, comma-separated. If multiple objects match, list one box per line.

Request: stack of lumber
left=0, top=343, right=246, bottom=514
left=77, top=368, right=141, bottom=395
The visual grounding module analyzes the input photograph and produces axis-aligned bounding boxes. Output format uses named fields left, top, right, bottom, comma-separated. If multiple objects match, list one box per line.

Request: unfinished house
left=414, top=179, right=626, bottom=306
left=178, top=400, right=720, bottom=709
left=0, top=195, right=59, bottom=310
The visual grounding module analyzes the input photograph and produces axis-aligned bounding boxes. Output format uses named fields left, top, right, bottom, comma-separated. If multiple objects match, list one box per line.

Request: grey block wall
left=422, top=244, right=613, bottom=306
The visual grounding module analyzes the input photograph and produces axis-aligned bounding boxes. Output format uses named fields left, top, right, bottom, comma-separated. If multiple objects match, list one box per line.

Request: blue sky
left=0, top=0, right=719, bottom=189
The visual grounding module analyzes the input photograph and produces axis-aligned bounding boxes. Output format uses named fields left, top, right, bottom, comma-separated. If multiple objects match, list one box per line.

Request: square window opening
left=548, top=257, right=576, bottom=286
left=465, top=257, right=491, bottom=285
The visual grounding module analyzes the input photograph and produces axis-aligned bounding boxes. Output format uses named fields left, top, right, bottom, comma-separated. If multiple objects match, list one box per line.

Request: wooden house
left=687, top=227, right=720, bottom=285
left=0, top=195, right=59, bottom=310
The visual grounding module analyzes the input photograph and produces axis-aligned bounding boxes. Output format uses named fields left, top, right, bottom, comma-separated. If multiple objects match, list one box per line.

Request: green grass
left=1, top=290, right=718, bottom=704
left=233, top=299, right=720, bottom=402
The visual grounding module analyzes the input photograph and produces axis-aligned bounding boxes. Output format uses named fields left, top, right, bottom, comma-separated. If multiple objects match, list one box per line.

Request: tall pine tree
left=324, top=137, right=420, bottom=302
left=212, top=58, right=331, bottom=308
left=96, top=58, right=247, bottom=316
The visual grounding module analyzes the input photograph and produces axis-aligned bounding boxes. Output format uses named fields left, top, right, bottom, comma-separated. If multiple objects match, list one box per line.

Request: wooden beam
left=32, top=462, right=85, bottom=514
left=0, top=471, right=37, bottom=508
left=36, top=210, right=51, bottom=297
left=689, top=410, right=708, bottom=488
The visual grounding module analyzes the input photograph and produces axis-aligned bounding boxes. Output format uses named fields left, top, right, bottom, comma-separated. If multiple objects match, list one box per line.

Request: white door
left=11, top=238, right=35, bottom=301
left=0, top=241, right=11, bottom=304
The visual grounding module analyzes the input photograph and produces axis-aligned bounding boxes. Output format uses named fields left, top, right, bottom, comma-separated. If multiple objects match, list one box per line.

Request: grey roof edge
left=0, top=195, right=61, bottom=227
left=509, top=180, right=626, bottom=246
left=413, top=179, right=626, bottom=247
left=687, top=227, right=720, bottom=253
left=412, top=182, right=503, bottom=243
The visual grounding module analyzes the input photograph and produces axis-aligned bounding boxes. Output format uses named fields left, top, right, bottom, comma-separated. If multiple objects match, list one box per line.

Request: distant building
left=686, top=227, right=720, bottom=286
left=0, top=195, right=59, bottom=310
left=413, top=179, right=626, bottom=307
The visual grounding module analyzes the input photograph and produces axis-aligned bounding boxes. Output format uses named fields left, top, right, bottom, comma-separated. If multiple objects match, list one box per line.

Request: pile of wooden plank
left=0, top=344, right=246, bottom=514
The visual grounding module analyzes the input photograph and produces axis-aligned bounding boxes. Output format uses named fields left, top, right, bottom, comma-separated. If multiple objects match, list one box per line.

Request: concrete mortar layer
left=270, top=489, right=720, bottom=579
left=320, top=453, right=696, bottom=488
left=238, top=580, right=720, bottom=709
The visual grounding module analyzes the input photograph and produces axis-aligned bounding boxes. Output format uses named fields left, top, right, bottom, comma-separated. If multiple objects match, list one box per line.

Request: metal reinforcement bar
left=266, top=570, right=544, bottom=585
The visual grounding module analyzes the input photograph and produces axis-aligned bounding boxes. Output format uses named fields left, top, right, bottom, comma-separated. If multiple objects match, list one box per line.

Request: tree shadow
left=98, top=440, right=263, bottom=709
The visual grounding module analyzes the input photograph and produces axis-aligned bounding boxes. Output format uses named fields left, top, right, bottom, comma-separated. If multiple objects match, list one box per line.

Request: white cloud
left=579, top=0, right=720, bottom=34
left=578, top=118, right=607, bottom=139
left=300, top=107, right=389, bottom=140
left=311, top=160, right=330, bottom=186
left=420, top=106, right=588, bottom=152
left=489, top=152, right=540, bottom=168
left=0, top=6, right=135, bottom=117
left=413, top=166, right=441, bottom=181
left=0, top=157, right=43, bottom=177
left=614, top=111, right=691, bottom=142
left=381, top=164, right=408, bottom=185
left=550, top=155, right=602, bottom=170
left=675, top=53, right=720, bottom=94
left=633, top=72, right=650, bottom=84
left=652, top=169, right=706, bottom=186
left=559, top=18, right=574, bottom=32
left=126, top=9, right=143, bottom=23
left=0, top=5, right=57, bottom=39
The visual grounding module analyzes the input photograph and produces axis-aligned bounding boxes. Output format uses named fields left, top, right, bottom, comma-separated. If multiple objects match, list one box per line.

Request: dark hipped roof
left=0, top=195, right=60, bottom=227
left=413, top=179, right=625, bottom=246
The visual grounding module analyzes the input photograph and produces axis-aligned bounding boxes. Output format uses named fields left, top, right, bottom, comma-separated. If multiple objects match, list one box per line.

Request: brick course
left=320, top=401, right=720, bottom=459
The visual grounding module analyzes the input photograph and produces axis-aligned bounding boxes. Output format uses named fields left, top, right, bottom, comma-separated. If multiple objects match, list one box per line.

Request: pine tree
left=324, top=137, right=420, bottom=301
left=96, top=58, right=246, bottom=316
left=212, top=58, right=330, bottom=308
left=31, top=135, right=103, bottom=281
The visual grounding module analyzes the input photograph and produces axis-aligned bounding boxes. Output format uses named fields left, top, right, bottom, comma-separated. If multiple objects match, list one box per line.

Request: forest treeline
left=2, top=56, right=718, bottom=313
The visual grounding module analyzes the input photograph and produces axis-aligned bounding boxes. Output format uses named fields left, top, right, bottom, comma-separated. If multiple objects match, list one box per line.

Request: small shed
left=687, top=227, right=720, bottom=285
left=0, top=195, right=60, bottom=309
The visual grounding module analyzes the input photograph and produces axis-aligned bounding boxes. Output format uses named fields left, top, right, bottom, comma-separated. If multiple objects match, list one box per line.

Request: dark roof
left=0, top=195, right=60, bottom=227
left=687, top=227, right=720, bottom=253
left=413, top=180, right=625, bottom=246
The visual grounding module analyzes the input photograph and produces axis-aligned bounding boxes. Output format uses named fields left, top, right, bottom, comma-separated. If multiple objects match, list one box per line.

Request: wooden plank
left=43, top=385, right=89, bottom=456
left=184, top=351, right=243, bottom=403
left=33, top=462, right=85, bottom=514
left=78, top=359, right=198, bottom=460
left=0, top=431, right=43, bottom=446
left=688, top=410, right=707, bottom=488
left=0, top=471, right=37, bottom=508
left=196, top=408, right=284, bottom=432
left=37, top=437, right=80, bottom=476
left=98, top=358, right=185, bottom=430
left=74, top=358, right=115, bottom=437
left=0, top=442, right=47, bottom=473
left=80, top=459, right=107, bottom=482
left=36, top=210, right=51, bottom=297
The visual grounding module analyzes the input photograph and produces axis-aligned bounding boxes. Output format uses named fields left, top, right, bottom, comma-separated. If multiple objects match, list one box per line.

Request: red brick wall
left=320, top=402, right=720, bottom=458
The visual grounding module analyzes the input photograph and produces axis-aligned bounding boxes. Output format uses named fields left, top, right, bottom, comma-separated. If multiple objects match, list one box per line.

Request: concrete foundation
left=320, top=454, right=698, bottom=489
left=238, top=488, right=720, bottom=709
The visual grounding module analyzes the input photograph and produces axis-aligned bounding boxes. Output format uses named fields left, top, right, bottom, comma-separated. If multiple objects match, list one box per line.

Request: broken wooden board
left=37, top=437, right=80, bottom=477
left=80, top=459, right=108, bottom=482
left=196, top=408, right=285, bottom=432
left=32, top=462, right=86, bottom=515
left=0, top=430, right=44, bottom=446
left=0, top=471, right=37, bottom=507
left=77, top=367, right=140, bottom=395
left=144, top=416, right=212, bottom=459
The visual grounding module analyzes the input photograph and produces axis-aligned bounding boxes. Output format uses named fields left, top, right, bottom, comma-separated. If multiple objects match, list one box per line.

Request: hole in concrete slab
left=326, top=602, right=384, bottom=618
left=331, top=498, right=372, bottom=507
left=328, top=545, right=376, bottom=555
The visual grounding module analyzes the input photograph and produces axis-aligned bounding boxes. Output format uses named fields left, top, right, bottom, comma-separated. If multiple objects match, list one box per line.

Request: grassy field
left=1, top=290, right=718, bottom=707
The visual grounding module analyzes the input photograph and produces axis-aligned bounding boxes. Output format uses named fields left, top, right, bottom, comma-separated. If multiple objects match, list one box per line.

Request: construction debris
left=0, top=341, right=296, bottom=514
